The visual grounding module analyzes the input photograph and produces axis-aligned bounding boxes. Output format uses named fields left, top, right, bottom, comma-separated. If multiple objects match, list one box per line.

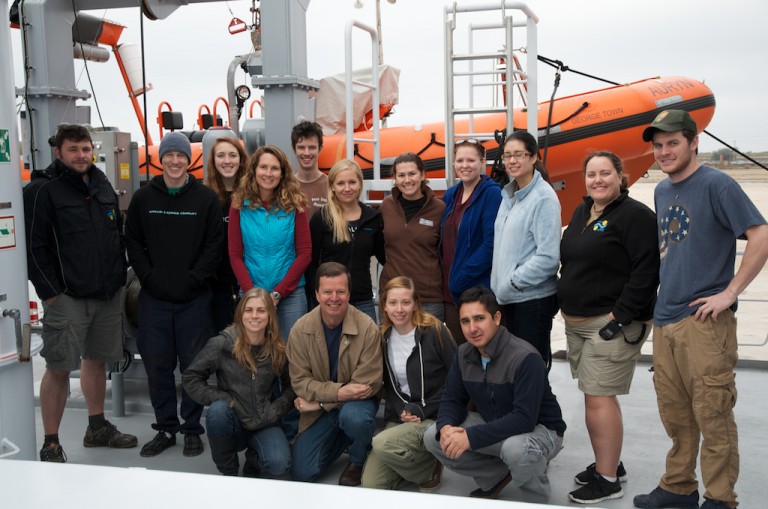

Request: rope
left=541, top=70, right=560, bottom=167
left=536, top=55, right=766, bottom=171
left=703, top=131, right=768, bottom=171
left=537, top=55, right=620, bottom=86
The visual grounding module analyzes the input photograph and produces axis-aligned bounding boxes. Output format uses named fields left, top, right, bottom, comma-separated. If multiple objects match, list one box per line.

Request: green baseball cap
left=642, top=109, right=698, bottom=141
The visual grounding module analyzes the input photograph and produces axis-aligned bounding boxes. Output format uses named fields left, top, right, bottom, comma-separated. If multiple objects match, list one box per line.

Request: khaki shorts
left=40, top=291, right=124, bottom=372
left=566, top=313, right=650, bottom=396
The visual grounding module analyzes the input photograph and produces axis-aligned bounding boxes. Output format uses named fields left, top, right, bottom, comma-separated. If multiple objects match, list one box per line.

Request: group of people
left=23, top=110, right=767, bottom=509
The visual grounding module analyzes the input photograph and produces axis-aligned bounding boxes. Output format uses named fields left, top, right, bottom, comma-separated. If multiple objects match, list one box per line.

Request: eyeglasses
left=501, top=151, right=531, bottom=162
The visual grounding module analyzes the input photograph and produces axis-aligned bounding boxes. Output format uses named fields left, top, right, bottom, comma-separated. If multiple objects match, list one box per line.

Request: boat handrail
left=345, top=19, right=381, bottom=202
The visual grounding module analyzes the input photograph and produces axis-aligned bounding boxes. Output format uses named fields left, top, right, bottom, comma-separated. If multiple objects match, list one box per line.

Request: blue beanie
left=159, top=132, right=192, bottom=162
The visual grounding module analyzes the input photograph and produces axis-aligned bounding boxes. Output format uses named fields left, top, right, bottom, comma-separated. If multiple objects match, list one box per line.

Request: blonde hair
left=379, top=276, right=447, bottom=345
left=232, top=145, right=307, bottom=213
left=231, top=288, right=287, bottom=375
left=321, top=159, right=363, bottom=244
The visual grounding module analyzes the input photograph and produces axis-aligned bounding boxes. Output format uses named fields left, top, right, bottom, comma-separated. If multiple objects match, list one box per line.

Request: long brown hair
left=379, top=276, right=447, bottom=345
left=232, top=145, right=307, bottom=213
left=231, top=288, right=287, bottom=374
left=321, top=159, right=363, bottom=244
left=204, top=138, right=248, bottom=206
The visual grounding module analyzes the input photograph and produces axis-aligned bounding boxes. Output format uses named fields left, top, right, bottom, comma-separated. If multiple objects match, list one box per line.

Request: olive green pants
left=361, top=420, right=437, bottom=489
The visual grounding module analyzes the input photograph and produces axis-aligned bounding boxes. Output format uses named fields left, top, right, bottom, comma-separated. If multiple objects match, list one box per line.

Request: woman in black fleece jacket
left=558, top=151, right=659, bottom=504
left=361, top=276, right=456, bottom=491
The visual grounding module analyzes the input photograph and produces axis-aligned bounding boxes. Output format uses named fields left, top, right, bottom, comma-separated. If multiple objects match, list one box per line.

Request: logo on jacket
left=107, top=209, right=116, bottom=221
left=592, top=220, right=608, bottom=232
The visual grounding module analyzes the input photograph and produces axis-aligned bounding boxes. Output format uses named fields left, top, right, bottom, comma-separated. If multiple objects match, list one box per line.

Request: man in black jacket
left=125, top=132, right=224, bottom=458
left=24, top=124, right=137, bottom=462
left=424, top=286, right=565, bottom=501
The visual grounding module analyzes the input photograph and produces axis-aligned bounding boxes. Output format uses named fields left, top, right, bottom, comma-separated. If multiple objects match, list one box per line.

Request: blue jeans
left=277, top=286, right=307, bottom=341
left=351, top=299, right=377, bottom=324
left=500, top=294, right=559, bottom=366
left=206, top=400, right=291, bottom=476
left=291, top=399, right=378, bottom=482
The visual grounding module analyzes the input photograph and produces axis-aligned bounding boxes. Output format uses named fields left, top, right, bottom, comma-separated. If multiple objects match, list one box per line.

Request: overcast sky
left=9, top=0, right=768, bottom=153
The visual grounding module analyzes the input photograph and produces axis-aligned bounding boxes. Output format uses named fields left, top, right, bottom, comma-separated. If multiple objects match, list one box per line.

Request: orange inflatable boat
left=134, top=75, right=714, bottom=221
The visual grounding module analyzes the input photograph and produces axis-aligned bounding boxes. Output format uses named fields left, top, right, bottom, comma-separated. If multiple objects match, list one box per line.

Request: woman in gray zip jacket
left=361, top=276, right=457, bottom=491
left=183, top=287, right=294, bottom=477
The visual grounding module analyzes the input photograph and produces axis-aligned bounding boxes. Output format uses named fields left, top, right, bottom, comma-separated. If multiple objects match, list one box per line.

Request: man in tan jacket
left=287, top=262, right=383, bottom=486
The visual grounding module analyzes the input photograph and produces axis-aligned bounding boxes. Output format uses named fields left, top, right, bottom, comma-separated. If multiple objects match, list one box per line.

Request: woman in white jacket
left=491, top=130, right=561, bottom=367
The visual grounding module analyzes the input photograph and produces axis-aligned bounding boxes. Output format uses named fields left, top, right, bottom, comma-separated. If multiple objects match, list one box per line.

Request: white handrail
left=344, top=20, right=381, bottom=193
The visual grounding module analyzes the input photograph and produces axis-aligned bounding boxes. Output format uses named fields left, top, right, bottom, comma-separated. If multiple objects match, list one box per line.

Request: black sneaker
left=569, top=473, right=623, bottom=504
left=39, top=442, right=67, bottom=463
left=83, top=421, right=138, bottom=448
left=574, top=461, right=627, bottom=485
left=140, top=431, right=176, bottom=457
left=183, top=433, right=204, bottom=457
left=633, top=486, right=699, bottom=508
left=469, top=472, right=512, bottom=499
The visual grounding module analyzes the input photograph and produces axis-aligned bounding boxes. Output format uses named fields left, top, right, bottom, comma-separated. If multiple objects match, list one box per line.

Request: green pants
left=361, top=420, right=437, bottom=489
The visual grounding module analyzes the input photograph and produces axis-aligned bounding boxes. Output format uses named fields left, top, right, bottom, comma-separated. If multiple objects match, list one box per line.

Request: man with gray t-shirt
left=633, top=110, right=768, bottom=509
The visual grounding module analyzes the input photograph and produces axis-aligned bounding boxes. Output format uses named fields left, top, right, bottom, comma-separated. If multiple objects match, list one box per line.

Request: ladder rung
left=454, top=70, right=507, bottom=77
left=452, top=51, right=506, bottom=61
left=452, top=107, right=508, bottom=115
left=454, top=133, right=496, bottom=140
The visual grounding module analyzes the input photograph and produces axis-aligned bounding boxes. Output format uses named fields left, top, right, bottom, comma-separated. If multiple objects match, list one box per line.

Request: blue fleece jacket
left=491, top=170, right=561, bottom=304
left=441, top=175, right=502, bottom=303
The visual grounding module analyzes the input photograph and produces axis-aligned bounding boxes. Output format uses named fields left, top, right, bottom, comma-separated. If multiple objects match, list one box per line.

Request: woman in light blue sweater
left=491, top=130, right=561, bottom=367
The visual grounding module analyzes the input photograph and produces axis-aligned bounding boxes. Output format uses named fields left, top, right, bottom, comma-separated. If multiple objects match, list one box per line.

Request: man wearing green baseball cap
left=634, top=110, right=768, bottom=509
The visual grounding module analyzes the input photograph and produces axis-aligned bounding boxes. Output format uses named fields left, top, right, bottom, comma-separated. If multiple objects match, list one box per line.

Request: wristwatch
left=271, top=291, right=281, bottom=301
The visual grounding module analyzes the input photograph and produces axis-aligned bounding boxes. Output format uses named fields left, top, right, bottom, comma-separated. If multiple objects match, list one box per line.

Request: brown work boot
left=470, top=472, right=512, bottom=499
left=419, top=461, right=443, bottom=493
left=338, top=462, right=363, bottom=486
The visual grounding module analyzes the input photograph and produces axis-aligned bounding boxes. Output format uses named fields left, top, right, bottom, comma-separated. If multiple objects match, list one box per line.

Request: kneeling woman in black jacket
left=361, top=276, right=456, bottom=491
left=183, top=287, right=294, bottom=476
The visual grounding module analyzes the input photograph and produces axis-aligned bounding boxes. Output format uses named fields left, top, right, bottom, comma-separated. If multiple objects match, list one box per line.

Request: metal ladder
left=345, top=19, right=381, bottom=202
left=443, top=1, right=540, bottom=186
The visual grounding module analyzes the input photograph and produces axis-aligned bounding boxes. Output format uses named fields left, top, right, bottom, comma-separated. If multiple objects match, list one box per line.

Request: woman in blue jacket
left=229, top=145, right=311, bottom=341
left=440, top=140, right=501, bottom=343
left=491, top=130, right=561, bottom=366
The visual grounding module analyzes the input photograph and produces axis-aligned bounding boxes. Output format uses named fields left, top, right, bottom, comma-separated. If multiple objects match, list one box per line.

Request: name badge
left=418, top=218, right=434, bottom=227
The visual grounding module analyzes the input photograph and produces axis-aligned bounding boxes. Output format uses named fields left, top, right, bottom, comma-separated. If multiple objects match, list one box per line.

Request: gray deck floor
left=27, top=354, right=768, bottom=508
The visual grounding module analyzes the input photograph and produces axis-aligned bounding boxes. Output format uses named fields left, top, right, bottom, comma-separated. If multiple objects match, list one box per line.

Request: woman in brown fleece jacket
left=379, top=153, right=446, bottom=321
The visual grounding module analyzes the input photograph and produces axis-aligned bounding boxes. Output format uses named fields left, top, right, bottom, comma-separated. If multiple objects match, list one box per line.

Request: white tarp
left=312, top=65, right=400, bottom=135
